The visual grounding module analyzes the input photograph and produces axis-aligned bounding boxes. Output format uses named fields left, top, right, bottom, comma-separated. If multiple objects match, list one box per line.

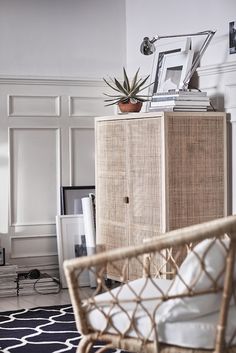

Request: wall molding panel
left=225, top=84, right=236, bottom=109
left=11, top=235, right=57, bottom=259
left=0, top=75, right=105, bottom=87
left=197, top=61, right=236, bottom=77
left=0, top=75, right=113, bottom=271
left=11, top=223, right=56, bottom=237
left=8, top=95, right=60, bottom=117
left=9, top=127, right=60, bottom=227
left=197, top=65, right=236, bottom=216
left=197, top=61, right=236, bottom=113
left=69, top=96, right=105, bottom=117
left=69, top=127, right=95, bottom=185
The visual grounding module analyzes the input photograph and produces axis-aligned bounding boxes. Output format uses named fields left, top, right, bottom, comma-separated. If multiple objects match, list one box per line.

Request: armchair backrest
left=64, top=215, right=236, bottom=353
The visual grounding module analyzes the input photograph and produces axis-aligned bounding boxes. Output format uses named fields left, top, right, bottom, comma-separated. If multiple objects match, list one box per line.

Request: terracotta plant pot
left=118, top=101, right=142, bottom=113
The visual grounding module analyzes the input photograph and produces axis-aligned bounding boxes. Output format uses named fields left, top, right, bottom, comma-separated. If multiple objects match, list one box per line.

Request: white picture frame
left=149, top=38, right=192, bottom=96
left=56, top=214, right=90, bottom=288
left=157, top=50, right=194, bottom=92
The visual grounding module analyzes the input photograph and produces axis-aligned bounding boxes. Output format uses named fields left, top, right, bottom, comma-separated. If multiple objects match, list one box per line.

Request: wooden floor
left=0, top=289, right=71, bottom=312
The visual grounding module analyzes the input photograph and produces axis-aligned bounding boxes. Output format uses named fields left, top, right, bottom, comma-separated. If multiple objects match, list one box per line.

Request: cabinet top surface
left=95, top=111, right=226, bottom=122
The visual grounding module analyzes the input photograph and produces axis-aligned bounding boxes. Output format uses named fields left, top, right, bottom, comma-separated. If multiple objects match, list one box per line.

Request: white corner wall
left=0, top=0, right=126, bottom=78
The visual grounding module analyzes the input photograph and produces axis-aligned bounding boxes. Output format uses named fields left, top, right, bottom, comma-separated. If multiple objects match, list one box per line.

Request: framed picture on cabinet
left=149, top=37, right=191, bottom=96
left=56, top=214, right=90, bottom=288
left=61, top=185, right=95, bottom=215
left=157, top=49, right=194, bottom=92
left=151, top=48, right=181, bottom=94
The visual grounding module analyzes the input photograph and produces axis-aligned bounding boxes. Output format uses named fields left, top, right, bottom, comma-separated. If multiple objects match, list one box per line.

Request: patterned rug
left=0, top=304, right=117, bottom=353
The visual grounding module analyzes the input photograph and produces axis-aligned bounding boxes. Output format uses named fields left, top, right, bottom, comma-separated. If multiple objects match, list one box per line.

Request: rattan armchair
left=64, top=216, right=236, bottom=353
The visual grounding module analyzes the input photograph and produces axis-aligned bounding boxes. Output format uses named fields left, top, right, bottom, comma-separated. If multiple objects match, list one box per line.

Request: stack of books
left=17, top=273, right=60, bottom=295
left=0, top=264, right=18, bottom=297
left=149, top=90, right=210, bottom=112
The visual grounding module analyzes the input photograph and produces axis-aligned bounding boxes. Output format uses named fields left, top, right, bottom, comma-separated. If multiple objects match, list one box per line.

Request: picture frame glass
left=56, top=215, right=90, bottom=288
left=61, top=186, right=95, bottom=215
left=158, top=49, right=194, bottom=92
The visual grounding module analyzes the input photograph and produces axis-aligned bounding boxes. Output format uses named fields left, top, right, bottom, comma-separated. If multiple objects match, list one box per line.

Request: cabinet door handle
left=123, top=196, right=129, bottom=204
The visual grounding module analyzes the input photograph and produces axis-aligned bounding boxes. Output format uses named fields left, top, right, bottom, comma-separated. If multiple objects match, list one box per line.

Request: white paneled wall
left=70, top=128, right=95, bottom=185
left=197, top=62, right=236, bottom=214
left=8, top=96, right=60, bottom=117
left=9, top=128, right=59, bottom=225
left=0, top=76, right=113, bottom=274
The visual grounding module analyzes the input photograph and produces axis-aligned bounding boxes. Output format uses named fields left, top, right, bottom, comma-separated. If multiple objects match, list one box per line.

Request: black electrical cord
left=209, top=101, right=216, bottom=111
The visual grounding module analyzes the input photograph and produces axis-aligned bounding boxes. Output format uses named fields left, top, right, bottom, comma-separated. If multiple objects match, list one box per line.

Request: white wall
left=0, top=0, right=126, bottom=78
left=126, top=0, right=236, bottom=76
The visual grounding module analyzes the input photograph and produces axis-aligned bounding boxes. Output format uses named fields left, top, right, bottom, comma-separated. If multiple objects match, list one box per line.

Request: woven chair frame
left=64, top=215, right=236, bottom=353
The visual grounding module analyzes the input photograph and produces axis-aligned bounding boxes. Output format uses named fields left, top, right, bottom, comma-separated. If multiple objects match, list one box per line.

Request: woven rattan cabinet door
left=127, top=118, right=163, bottom=279
left=166, top=113, right=227, bottom=231
left=95, top=120, right=128, bottom=279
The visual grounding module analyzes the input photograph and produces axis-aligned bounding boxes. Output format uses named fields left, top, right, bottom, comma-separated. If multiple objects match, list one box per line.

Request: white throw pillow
left=158, top=238, right=235, bottom=322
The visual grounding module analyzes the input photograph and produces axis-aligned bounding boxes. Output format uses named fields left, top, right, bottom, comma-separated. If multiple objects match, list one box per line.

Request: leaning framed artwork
left=149, top=37, right=191, bottom=96
left=157, top=50, right=194, bottom=92
left=56, top=214, right=90, bottom=288
left=151, top=48, right=181, bottom=94
left=61, top=185, right=95, bottom=215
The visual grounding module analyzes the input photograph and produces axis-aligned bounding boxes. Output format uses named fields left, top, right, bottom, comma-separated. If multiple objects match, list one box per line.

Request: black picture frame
left=61, top=186, right=95, bottom=215
left=0, top=247, right=5, bottom=266
left=229, top=21, right=236, bottom=54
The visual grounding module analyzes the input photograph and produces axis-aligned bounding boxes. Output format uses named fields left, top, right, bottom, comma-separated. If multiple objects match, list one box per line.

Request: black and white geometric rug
left=0, top=305, right=118, bottom=353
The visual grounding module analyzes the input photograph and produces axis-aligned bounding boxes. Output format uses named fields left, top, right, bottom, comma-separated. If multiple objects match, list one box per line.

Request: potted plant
left=103, top=68, right=153, bottom=113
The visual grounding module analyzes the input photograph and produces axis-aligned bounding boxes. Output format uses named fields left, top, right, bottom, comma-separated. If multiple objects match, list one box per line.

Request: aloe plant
left=103, top=68, right=153, bottom=106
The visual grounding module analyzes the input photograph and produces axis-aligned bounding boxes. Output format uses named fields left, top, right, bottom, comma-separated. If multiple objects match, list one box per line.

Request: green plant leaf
left=104, top=98, right=120, bottom=102
left=123, top=67, right=130, bottom=92
left=130, top=68, right=140, bottom=91
left=114, top=78, right=129, bottom=95
left=105, top=99, right=121, bottom=106
left=104, top=96, right=126, bottom=102
left=103, top=93, right=124, bottom=98
left=134, top=97, right=149, bottom=102
left=103, top=78, right=121, bottom=93
left=139, top=81, right=154, bottom=92
left=130, top=75, right=150, bottom=95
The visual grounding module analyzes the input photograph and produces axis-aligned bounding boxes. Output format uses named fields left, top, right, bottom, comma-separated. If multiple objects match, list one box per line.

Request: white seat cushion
left=159, top=238, right=236, bottom=322
left=86, top=277, right=236, bottom=349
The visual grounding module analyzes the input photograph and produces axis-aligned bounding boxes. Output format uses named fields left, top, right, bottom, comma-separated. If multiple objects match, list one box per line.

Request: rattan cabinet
left=95, top=112, right=227, bottom=280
